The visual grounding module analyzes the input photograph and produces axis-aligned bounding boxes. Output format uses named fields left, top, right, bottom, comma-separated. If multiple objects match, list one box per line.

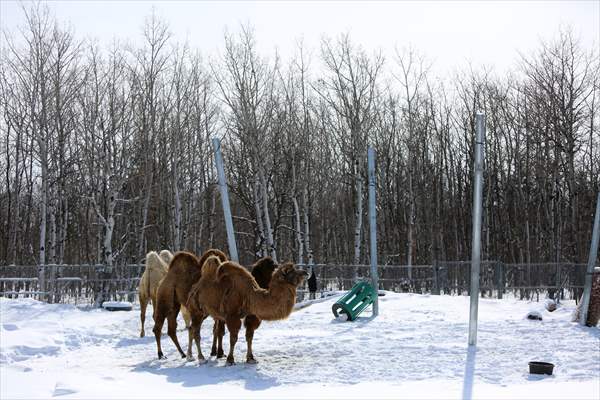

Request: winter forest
left=1, top=4, right=599, bottom=270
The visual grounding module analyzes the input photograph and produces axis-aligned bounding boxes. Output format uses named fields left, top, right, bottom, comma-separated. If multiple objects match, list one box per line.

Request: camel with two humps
left=209, top=257, right=277, bottom=359
left=152, top=249, right=228, bottom=360
left=138, top=250, right=191, bottom=337
left=186, top=257, right=307, bottom=365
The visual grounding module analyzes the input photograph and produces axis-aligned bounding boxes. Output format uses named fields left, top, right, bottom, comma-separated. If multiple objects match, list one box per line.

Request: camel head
left=272, top=262, right=308, bottom=287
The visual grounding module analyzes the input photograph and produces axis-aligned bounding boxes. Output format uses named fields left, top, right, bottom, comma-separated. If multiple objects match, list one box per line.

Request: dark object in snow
left=378, top=290, right=386, bottom=297
left=102, top=301, right=132, bottom=311
left=332, top=281, right=376, bottom=321
left=307, top=268, right=318, bottom=300
left=526, top=311, right=543, bottom=320
left=529, top=361, right=554, bottom=375
left=308, top=268, right=317, bottom=293
left=544, top=299, right=557, bottom=312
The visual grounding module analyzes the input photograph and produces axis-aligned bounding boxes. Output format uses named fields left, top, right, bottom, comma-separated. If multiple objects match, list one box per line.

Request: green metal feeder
left=332, top=281, right=376, bottom=321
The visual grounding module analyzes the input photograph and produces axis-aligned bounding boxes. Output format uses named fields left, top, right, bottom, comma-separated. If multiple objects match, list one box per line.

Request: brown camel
left=187, top=257, right=307, bottom=364
left=209, top=257, right=277, bottom=359
left=139, top=250, right=190, bottom=337
left=152, top=249, right=228, bottom=360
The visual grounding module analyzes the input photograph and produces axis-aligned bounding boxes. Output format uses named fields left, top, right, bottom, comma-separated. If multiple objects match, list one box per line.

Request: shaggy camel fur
left=209, top=257, right=277, bottom=359
left=138, top=250, right=192, bottom=337
left=187, top=257, right=307, bottom=364
left=139, top=250, right=191, bottom=337
left=152, top=249, right=228, bottom=360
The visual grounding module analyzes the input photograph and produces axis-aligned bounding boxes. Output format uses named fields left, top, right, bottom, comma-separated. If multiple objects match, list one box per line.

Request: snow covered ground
left=1, top=292, right=598, bottom=399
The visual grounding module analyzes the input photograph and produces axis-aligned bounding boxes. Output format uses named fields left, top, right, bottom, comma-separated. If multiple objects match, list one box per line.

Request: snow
left=1, top=293, right=599, bottom=399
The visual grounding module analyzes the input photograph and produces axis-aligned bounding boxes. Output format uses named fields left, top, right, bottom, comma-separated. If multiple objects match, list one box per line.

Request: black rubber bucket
left=529, top=361, right=554, bottom=375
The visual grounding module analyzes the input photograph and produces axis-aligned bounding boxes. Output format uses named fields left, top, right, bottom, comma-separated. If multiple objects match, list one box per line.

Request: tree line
left=1, top=5, right=598, bottom=270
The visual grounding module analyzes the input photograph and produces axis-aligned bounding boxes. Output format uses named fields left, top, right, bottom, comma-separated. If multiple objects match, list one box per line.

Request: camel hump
left=216, top=261, right=250, bottom=281
left=159, top=250, right=174, bottom=265
left=198, top=248, right=229, bottom=270
left=200, top=255, right=222, bottom=279
left=145, top=251, right=168, bottom=272
left=251, top=257, right=277, bottom=289
left=169, top=251, right=200, bottom=271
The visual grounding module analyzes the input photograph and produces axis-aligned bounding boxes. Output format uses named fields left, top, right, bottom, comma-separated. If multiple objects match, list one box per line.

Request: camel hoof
left=197, top=358, right=208, bottom=365
left=225, top=358, right=235, bottom=366
left=210, top=350, right=217, bottom=357
left=217, top=351, right=225, bottom=359
left=140, top=331, right=145, bottom=338
left=158, top=353, right=166, bottom=360
left=186, top=355, right=195, bottom=362
left=246, top=358, right=258, bottom=364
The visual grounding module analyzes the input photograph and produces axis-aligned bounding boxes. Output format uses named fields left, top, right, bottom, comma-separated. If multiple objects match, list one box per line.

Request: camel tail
left=186, top=282, right=202, bottom=316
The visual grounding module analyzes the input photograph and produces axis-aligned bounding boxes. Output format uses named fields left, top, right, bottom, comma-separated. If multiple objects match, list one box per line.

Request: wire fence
left=0, top=261, right=592, bottom=305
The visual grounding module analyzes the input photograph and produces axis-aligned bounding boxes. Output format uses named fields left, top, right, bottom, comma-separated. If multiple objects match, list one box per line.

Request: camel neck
left=250, top=283, right=296, bottom=321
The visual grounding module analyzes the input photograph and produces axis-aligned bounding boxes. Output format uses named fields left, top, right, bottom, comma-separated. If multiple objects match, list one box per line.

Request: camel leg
left=167, top=306, right=186, bottom=359
left=152, top=309, right=166, bottom=359
left=244, top=315, right=261, bottom=364
left=225, top=317, right=241, bottom=366
left=211, top=320, right=225, bottom=358
left=216, top=321, right=225, bottom=358
left=187, top=313, right=207, bottom=363
left=181, top=305, right=191, bottom=330
left=139, top=296, right=148, bottom=338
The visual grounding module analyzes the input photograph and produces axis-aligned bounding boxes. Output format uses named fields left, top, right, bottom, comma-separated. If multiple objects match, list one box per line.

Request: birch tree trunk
left=173, top=163, right=182, bottom=251
left=292, top=195, right=303, bottom=265
left=303, top=187, right=314, bottom=265
left=260, top=170, right=277, bottom=262
left=353, top=173, right=363, bottom=277
left=254, top=177, right=266, bottom=258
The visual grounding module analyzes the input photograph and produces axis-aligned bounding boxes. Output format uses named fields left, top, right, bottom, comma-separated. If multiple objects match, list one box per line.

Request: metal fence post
left=212, top=138, right=239, bottom=262
left=580, top=191, right=600, bottom=326
left=37, top=264, right=46, bottom=302
left=433, top=261, right=440, bottom=295
left=367, top=147, right=379, bottom=317
left=469, top=112, right=485, bottom=346
left=495, top=262, right=504, bottom=299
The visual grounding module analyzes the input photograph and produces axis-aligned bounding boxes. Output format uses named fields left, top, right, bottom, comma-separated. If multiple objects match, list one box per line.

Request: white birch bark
left=303, top=187, right=314, bottom=265
left=173, top=163, right=182, bottom=251
left=253, top=176, right=266, bottom=257
left=292, top=195, right=303, bottom=265
left=353, top=174, right=363, bottom=274
left=38, top=133, right=48, bottom=298
left=259, top=170, right=277, bottom=262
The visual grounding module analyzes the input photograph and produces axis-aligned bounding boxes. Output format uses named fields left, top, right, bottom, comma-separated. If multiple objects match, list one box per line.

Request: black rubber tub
left=529, top=361, right=554, bottom=375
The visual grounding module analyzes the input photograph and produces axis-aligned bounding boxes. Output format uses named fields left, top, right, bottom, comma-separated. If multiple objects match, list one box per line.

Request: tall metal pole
left=368, top=147, right=379, bottom=317
left=468, top=112, right=485, bottom=346
left=580, top=191, right=600, bottom=326
left=212, top=138, right=239, bottom=262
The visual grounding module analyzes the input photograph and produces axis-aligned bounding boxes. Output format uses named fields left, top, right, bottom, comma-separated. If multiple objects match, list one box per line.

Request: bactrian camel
left=210, top=257, right=277, bottom=359
left=152, top=249, right=228, bottom=360
left=138, top=250, right=191, bottom=337
left=186, top=257, right=307, bottom=364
